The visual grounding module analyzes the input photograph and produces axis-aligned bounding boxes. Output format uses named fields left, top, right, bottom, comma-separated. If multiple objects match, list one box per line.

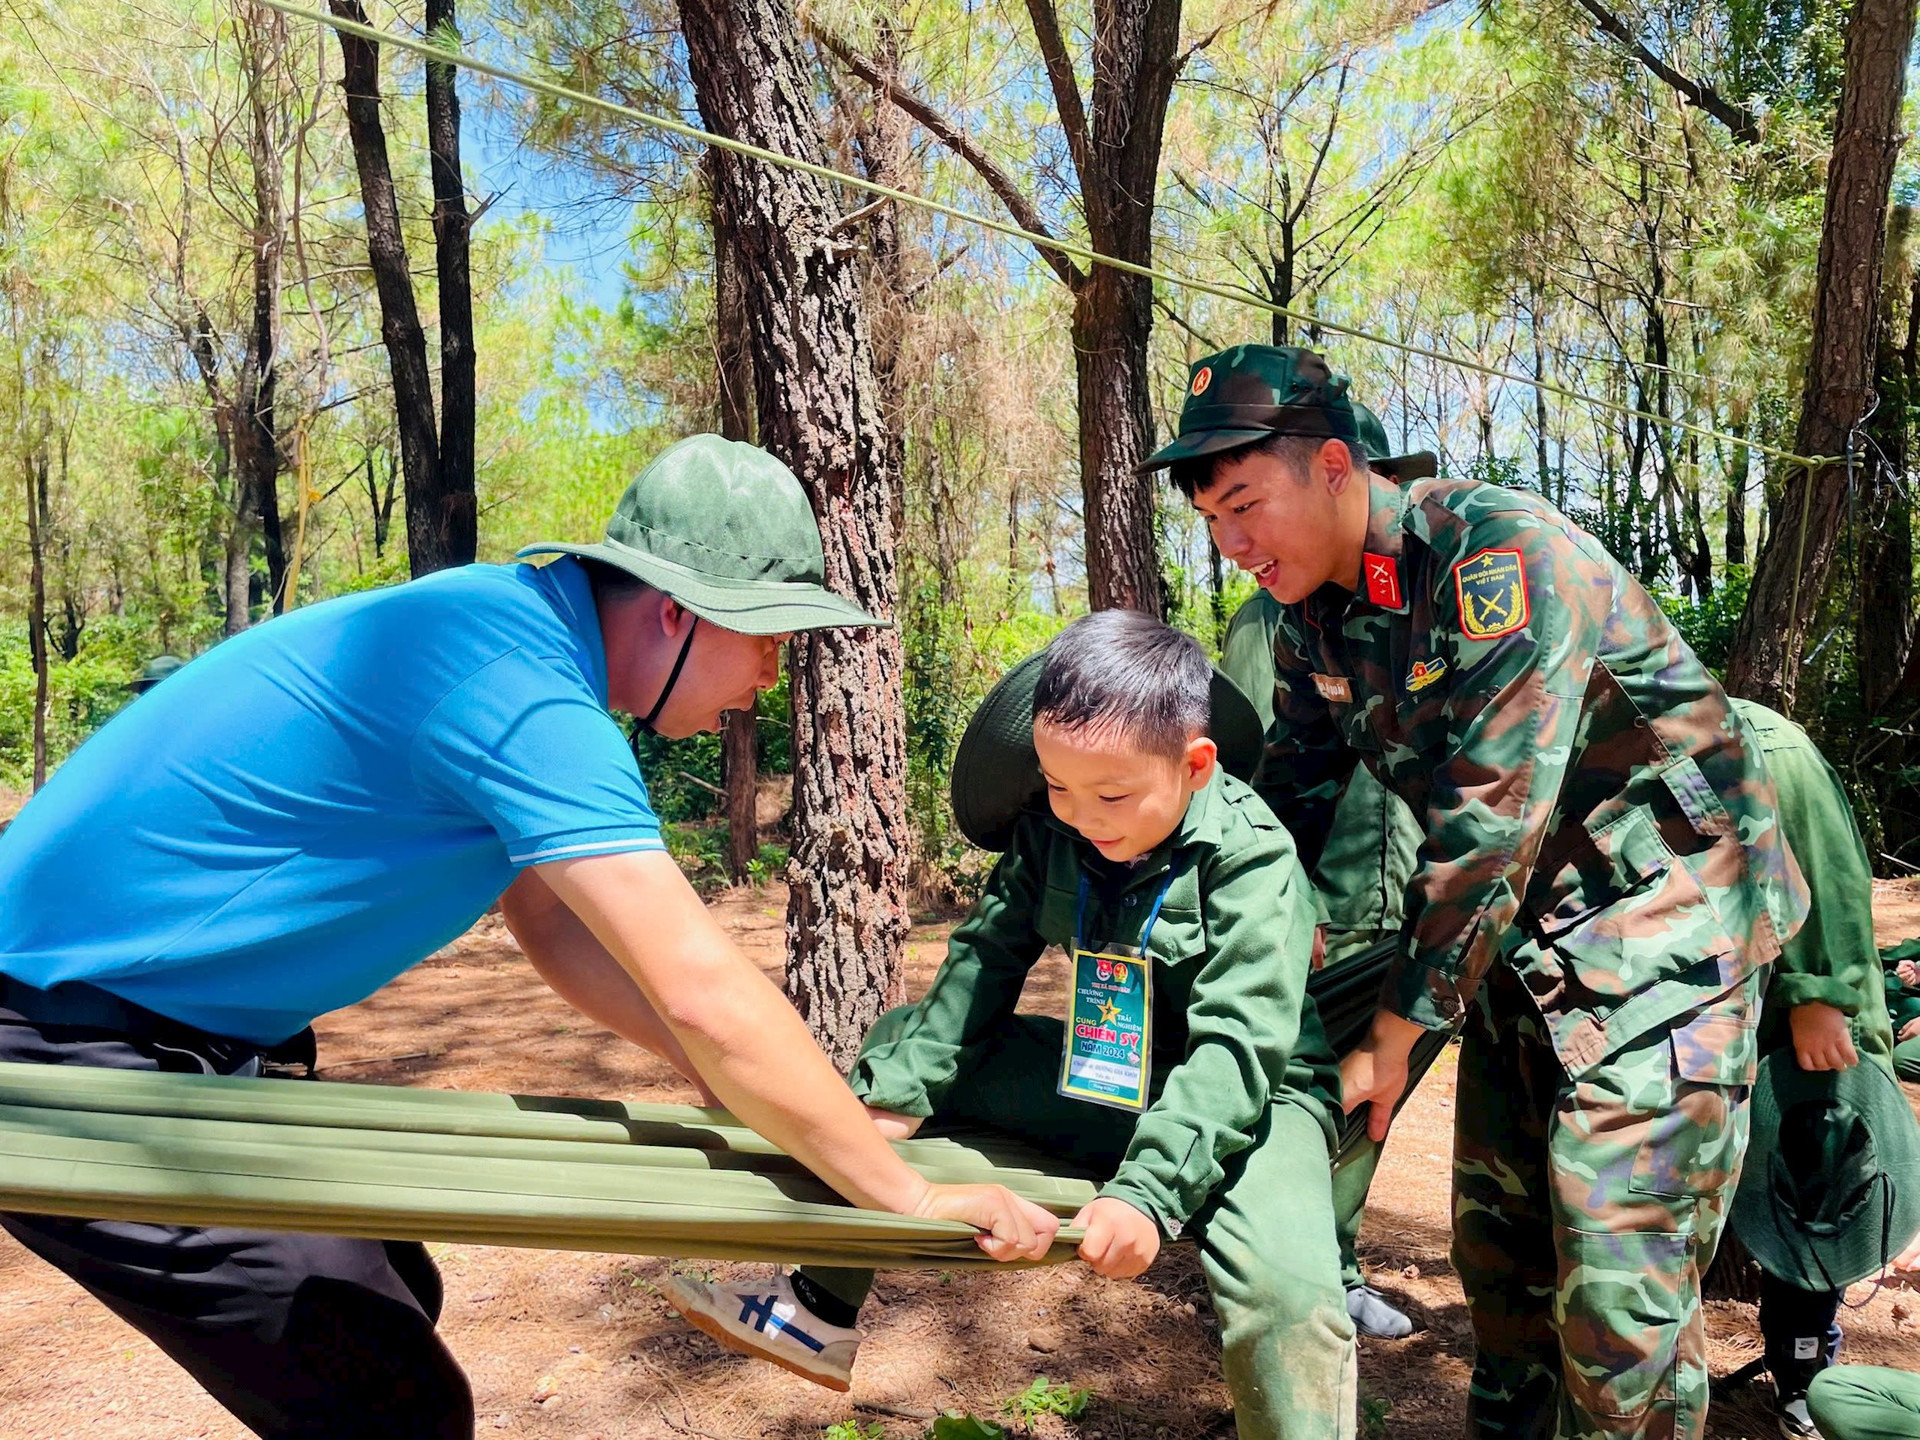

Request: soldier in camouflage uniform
left=1144, top=344, right=1808, bottom=1440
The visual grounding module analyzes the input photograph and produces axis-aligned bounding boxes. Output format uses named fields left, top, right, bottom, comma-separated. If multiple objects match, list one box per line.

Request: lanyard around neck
left=1075, top=865, right=1178, bottom=956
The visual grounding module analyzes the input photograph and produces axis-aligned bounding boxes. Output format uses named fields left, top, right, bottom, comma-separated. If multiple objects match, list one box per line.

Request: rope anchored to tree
left=259, top=0, right=1832, bottom=474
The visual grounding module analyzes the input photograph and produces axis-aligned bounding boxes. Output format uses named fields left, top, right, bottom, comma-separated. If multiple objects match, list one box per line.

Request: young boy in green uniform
left=665, top=610, right=1357, bottom=1438
left=1878, top=940, right=1920, bottom=1081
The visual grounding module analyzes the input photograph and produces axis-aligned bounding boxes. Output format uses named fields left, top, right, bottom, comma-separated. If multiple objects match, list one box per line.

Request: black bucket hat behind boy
left=949, top=650, right=1265, bottom=852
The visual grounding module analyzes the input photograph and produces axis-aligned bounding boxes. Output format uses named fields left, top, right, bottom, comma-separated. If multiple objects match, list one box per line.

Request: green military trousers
left=1453, top=969, right=1749, bottom=1440
left=811, top=1010, right=1357, bottom=1440
left=1806, top=1366, right=1920, bottom=1440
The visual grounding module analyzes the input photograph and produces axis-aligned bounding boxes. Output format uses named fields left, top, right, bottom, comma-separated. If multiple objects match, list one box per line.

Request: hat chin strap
left=635, top=618, right=699, bottom=737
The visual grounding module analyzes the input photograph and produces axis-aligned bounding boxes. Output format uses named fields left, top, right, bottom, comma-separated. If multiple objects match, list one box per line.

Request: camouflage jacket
left=1251, top=475, right=1808, bottom=1076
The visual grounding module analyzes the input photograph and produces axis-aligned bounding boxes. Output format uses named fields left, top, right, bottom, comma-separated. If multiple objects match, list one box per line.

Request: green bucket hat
left=949, top=649, right=1266, bottom=852
left=1730, top=1047, right=1920, bottom=1290
left=1353, top=401, right=1439, bottom=482
left=518, top=434, right=882, bottom=636
left=132, top=655, right=186, bottom=693
left=1139, top=344, right=1437, bottom=481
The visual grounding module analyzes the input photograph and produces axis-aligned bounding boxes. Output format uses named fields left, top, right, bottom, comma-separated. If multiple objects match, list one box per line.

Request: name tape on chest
left=1311, top=673, right=1353, bottom=703
left=1453, top=548, right=1530, bottom=640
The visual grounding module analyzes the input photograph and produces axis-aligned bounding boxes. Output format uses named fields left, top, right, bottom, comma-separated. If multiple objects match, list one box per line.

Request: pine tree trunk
left=1064, top=0, right=1180, bottom=615
left=423, top=0, right=477, bottom=571
left=239, top=9, right=286, bottom=613
left=681, top=0, right=910, bottom=1066
left=1073, top=266, right=1163, bottom=613
left=24, top=434, right=48, bottom=791
left=1726, top=0, right=1917, bottom=704
left=329, top=0, right=444, bottom=576
left=713, top=195, right=759, bottom=886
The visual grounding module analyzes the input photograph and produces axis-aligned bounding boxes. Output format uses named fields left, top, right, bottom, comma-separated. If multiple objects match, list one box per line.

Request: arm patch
left=1453, top=548, right=1530, bottom=640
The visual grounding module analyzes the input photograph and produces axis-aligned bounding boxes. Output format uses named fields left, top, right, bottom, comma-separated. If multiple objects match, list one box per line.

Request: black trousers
left=0, top=980, right=474, bottom=1440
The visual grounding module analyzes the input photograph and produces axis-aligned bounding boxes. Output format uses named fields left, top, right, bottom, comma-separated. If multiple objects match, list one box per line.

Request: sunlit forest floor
left=3, top=885, right=1917, bottom=1440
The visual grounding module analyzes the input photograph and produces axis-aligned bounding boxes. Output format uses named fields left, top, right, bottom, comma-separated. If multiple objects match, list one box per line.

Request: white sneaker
left=660, top=1270, right=863, bottom=1392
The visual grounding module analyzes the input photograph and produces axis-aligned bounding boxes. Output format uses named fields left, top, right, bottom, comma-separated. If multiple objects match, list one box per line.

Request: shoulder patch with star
left=1452, top=548, right=1530, bottom=640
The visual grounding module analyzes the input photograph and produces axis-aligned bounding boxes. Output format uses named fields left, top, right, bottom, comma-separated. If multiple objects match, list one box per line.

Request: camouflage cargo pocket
left=1618, top=1006, right=1751, bottom=1202
left=1554, top=1226, right=1693, bottom=1422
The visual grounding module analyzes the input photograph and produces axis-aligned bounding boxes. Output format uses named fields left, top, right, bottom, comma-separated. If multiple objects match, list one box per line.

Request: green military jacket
left=1252, top=474, right=1808, bottom=1078
left=848, top=770, right=1341, bottom=1237
left=1733, top=700, right=1897, bottom=1072
left=1223, top=590, right=1419, bottom=965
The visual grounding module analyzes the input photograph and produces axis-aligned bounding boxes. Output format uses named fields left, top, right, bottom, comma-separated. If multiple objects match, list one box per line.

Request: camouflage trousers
left=1455, top=966, right=1752, bottom=1440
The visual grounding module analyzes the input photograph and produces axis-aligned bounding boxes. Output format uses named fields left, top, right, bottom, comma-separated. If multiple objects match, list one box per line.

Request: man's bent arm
left=499, top=869, right=714, bottom=1101
left=536, top=848, right=1057, bottom=1254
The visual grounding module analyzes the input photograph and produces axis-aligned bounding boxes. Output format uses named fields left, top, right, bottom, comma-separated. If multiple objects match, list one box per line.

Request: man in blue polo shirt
left=0, top=435, right=1058, bottom=1440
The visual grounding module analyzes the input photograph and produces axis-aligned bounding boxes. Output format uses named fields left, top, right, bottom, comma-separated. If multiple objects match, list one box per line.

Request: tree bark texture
left=1047, top=0, right=1181, bottom=615
left=680, top=0, right=911, bottom=1066
left=329, top=0, right=444, bottom=577
left=238, top=7, right=286, bottom=618
left=1726, top=0, right=1917, bottom=705
left=712, top=194, right=759, bottom=886
left=423, top=0, right=478, bottom=571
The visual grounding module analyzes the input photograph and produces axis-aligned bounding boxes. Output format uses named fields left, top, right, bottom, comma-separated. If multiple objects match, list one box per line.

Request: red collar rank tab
left=1362, top=552, right=1403, bottom=609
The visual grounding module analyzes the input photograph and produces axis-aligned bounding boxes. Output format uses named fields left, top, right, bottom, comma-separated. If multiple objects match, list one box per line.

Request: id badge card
left=1058, top=944, right=1152, bottom=1111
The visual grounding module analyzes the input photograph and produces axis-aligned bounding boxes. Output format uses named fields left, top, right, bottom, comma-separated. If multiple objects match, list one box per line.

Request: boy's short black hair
left=1033, top=610, right=1211, bottom=758
left=1168, top=432, right=1363, bottom=500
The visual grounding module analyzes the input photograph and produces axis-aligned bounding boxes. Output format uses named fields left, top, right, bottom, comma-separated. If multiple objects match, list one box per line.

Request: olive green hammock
left=0, top=944, right=1446, bottom=1269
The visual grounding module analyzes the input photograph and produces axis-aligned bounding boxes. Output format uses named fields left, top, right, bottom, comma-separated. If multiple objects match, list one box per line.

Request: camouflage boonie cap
left=518, top=434, right=882, bottom=636
left=1140, top=344, right=1438, bottom=480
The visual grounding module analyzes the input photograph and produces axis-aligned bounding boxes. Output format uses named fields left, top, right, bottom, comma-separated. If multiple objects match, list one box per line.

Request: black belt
left=0, top=973, right=316, bottom=1078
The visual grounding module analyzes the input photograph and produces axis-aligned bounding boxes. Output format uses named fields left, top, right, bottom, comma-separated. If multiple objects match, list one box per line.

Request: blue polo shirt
left=0, top=558, right=662, bottom=1043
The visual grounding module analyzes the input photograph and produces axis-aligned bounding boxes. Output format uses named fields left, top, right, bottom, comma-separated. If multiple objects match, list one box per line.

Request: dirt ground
left=3, top=885, right=1919, bottom=1440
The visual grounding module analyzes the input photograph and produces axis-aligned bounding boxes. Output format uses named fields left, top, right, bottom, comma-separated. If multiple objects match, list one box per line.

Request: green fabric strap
left=0, top=1062, right=1095, bottom=1268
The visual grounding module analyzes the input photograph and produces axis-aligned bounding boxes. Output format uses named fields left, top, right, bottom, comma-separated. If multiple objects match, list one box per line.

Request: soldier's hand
left=914, top=1183, right=1060, bottom=1262
left=1899, top=959, right=1920, bottom=989
left=1340, top=1011, right=1425, bottom=1142
left=1902, top=1017, right=1920, bottom=1043
left=1071, top=1196, right=1161, bottom=1279
left=1311, top=925, right=1328, bottom=971
left=1789, top=1003, right=1859, bottom=1072
left=865, top=1105, right=923, bottom=1140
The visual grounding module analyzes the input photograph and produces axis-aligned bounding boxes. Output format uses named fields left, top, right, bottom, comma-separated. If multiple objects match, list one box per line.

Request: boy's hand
left=1896, top=959, right=1920, bottom=988
left=1071, top=1196, right=1160, bottom=1279
left=1789, top=1003, right=1859, bottom=1072
left=865, top=1106, right=923, bottom=1140
left=1902, top=1017, right=1920, bottom=1043
left=914, top=1184, right=1060, bottom=1262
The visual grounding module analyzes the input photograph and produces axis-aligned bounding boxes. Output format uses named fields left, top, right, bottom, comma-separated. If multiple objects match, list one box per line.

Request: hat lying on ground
left=1731, top=1047, right=1920, bottom=1291
left=519, top=434, right=882, bottom=635
left=1138, top=344, right=1438, bottom=481
left=949, top=649, right=1265, bottom=852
